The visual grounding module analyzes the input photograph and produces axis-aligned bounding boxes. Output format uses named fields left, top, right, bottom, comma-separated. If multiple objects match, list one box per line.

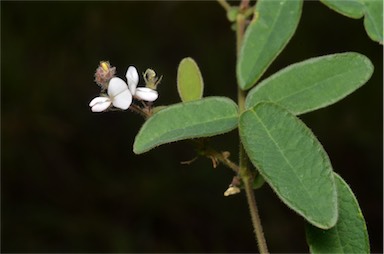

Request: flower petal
left=89, top=97, right=111, bottom=112
left=126, top=66, right=139, bottom=94
left=135, top=87, right=158, bottom=102
left=224, top=186, right=241, bottom=196
left=108, top=77, right=129, bottom=97
left=89, top=96, right=109, bottom=107
left=112, top=89, right=132, bottom=110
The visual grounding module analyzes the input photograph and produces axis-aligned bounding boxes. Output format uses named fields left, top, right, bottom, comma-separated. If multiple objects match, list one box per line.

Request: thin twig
left=217, top=0, right=231, bottom=12
left=209, top=150, right=240, bottom=173
left=129, top=103, right=150, bottom=119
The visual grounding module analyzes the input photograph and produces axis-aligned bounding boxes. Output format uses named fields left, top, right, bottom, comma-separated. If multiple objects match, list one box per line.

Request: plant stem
left=236, top=5, right=269, bottom=254
left=239, top=0, right=250, bottom=11
left=217, top=0, right=231, bottom=12
left=242, top=174, right=269, bottom=253
left=216, top=152, right=240, bottom=173
left=129, top=103, right=150, bottom=119
left=206, top=148, right=240, bottom=173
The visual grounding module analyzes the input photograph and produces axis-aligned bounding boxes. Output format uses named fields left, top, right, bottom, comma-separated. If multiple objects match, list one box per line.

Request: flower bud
left=94, top=61, right=116, bottom=90
left=224, top=176, right=242, bottom=196
left=224, top=185, right=241, bottom=196
left=144, top=68, right=162, bottom=90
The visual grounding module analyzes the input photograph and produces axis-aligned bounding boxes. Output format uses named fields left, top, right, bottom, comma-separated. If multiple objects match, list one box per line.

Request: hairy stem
left=129, top=103, right=150, bottom=119
left=236, top=3, right=269, bottom=253
left=216, top=152, right=240, bottom=173
left=242, top=174, right=269, bottom=253
left=190, top=139, right=240, bottom=174
left=207, top=149, right=240, bottom=173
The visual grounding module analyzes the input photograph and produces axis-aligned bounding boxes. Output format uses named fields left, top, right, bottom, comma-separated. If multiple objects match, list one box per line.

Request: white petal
left=112, top=89, right=132, bottom=110
left=135, top=87, right=158, bottom=101
left=89, top=96, right=109, bottom=107
left=108, top=77, right=129, bottom=97
left=89, top=97, right=112, bottom=112
left=126, top=66, right=139, bottom=94
left=224, top=186, right=241, bottom=196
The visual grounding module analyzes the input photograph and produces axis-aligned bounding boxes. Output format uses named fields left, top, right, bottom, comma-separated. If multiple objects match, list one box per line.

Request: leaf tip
left=132, top=142, right=143, bottom=155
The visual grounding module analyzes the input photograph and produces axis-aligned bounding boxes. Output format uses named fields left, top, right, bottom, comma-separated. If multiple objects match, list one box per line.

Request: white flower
left=126, top=66, right=158, bottom=101
left=89, top=77, right=132, bottom=112
left=89, top=66, right=158, bottom=112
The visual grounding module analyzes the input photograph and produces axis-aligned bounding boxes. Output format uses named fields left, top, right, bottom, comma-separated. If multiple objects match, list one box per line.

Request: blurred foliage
left=1, top=1, right=382, bottom=252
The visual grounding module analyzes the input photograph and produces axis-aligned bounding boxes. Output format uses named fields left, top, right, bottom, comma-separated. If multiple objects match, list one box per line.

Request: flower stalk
left=217, top=0, right=231, bottom=12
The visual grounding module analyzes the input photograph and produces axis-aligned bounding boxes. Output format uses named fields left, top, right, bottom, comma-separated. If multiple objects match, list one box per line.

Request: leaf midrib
left=143, top=114, right=237, bottom=144
left=250, top=108, right=320, bottom=217
left=273, top=63, right=367, bottom=104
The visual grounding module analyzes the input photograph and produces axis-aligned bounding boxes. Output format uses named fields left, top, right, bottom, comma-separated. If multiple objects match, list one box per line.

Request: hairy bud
left=94, top=61, right=116, bottom=90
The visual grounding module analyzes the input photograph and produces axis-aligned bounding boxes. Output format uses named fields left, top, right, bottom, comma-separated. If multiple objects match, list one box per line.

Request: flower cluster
left=89, top=62, right=158, bottom=112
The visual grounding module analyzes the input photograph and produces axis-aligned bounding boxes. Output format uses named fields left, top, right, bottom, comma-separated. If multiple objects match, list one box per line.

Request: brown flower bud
left=94, top=61, right=116, bottom=90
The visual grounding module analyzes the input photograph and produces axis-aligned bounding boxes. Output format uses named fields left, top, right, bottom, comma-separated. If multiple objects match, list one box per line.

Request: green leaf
left=134, top=97, right=238, bottom=154
left=152, top=105, right=167, bottom=114
left=245, top=52, right=373, bottom=115
left=321, top=0, right=383, bottom=43
left=320, top=0, right=364, bottom=18
left=306, top=173, right=370, bottom=253
left=239, top=103, right=337, bottom=229
left=363, top=0, right=383, bottom=43
left=177, top=57, right=204, bottom=102
left=237, top=0, right=303, bottom=90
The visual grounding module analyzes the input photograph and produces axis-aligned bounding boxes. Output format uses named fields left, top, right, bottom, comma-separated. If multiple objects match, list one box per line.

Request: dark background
left=1, top=1, right=382, bottom=253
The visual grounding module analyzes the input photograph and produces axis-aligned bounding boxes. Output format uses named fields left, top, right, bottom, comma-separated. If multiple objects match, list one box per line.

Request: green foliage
left=245, top=52, right=374, bottom=115
left=363, top=0, right=383, bottom=43
left=321, top=0, right=383, bottom=43
left=237, top=0, right=303, bottom=90
left=132, top=0, right=375, bottom=250
left=306, top=173, right=370, bottom=253
left=321, top=0, right=364, bottom=18
left=239, top=102, right=338, bottom=229
left=109, top=0, right=376, bottom=251
left=133, top=97, right=238, bottom=154
left=177, top=57, right=204, bottom=102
